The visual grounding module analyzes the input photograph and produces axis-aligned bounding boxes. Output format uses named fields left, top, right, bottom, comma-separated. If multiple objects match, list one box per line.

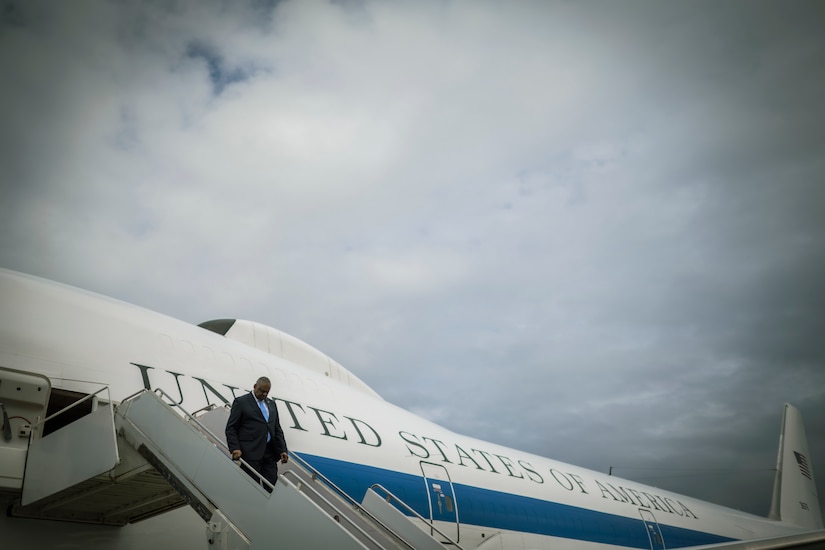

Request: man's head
left=253, top=376, right=271, bottom=401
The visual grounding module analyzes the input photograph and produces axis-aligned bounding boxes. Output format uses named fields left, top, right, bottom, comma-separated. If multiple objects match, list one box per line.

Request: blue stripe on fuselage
left=296, top=453, right=736, bottom=549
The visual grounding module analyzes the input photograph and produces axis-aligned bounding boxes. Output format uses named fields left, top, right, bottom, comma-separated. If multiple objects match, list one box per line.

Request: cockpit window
left=198, top=319, right=237, bottom=336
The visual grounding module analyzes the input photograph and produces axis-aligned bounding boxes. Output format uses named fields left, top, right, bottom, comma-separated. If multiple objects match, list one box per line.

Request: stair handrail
left=31, top=385, right=112, bottom=435
left=157, top=388, right=277, bottom=493
left=125, top=390, right=397, bottom=547
left=287, top=452, right=462, bottom=549
left=286, top=451, right=363, bottom=506
left=120, top=389, right=461, bottom=548
left=120, top=388, right=276, bottom=493
left=280, top=470, right=409, bottom=550
left=369, top=483, right=465, bottom=549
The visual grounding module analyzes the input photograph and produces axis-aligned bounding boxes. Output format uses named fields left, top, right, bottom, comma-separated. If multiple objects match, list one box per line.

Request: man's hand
left=280, top=452, right=289, bottom=464
left=231, top=450, right=242, bottom=460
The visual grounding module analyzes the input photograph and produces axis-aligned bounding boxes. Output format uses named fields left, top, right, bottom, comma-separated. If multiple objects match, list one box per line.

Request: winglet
left=767, top=404, right=823, bottom=529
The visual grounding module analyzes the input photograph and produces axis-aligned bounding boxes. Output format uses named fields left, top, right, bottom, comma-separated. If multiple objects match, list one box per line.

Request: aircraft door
left=420, top=461, right=459, bottom=543
left=639, top=509, right=666, bottom=550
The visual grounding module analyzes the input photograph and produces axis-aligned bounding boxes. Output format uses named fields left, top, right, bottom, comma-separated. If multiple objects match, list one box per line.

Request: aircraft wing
left=688, top=529, right=825, bottom=549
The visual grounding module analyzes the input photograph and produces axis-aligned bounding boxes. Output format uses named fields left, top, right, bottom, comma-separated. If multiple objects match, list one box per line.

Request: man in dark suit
left=225, top=376, right=288, bottom=490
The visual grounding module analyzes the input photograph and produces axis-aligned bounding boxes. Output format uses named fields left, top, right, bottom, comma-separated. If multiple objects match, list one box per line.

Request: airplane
left=0, top=267, right=822, bottom=549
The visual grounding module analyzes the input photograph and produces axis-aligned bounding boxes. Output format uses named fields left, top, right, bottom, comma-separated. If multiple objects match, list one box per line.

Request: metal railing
left=370, top=483, right=465, bottom=549
left=284, top=450, right=424, bottom=549
left=287, top=452, right=465, bottom=549
left=280, top=468, right=401, bottom=550
left=120, top=388, right=277, bottom=493
left=126, top=390, right=400, bottom=548
left=31, top=385, right=112, bottom=437
left=118, top=389, right=462, bottom=549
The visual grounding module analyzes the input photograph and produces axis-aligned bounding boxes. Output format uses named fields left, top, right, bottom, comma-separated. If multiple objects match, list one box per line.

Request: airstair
left=5, top=384, right=462, bottom=550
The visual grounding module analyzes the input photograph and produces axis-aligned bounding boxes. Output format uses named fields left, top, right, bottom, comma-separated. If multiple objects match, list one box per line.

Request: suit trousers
left=242, top=444, right=279, bottom=492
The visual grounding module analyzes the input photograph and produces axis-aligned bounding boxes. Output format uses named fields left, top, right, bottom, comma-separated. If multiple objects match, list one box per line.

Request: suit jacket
left=225, top=392, right=288, bottom=462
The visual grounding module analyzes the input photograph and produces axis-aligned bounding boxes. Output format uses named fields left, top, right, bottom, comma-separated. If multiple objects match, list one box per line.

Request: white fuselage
left=0, top=270, right=814, bottom=549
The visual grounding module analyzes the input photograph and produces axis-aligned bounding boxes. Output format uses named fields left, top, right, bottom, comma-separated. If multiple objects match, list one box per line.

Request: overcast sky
left=1, top=0, right=823, bottom=519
